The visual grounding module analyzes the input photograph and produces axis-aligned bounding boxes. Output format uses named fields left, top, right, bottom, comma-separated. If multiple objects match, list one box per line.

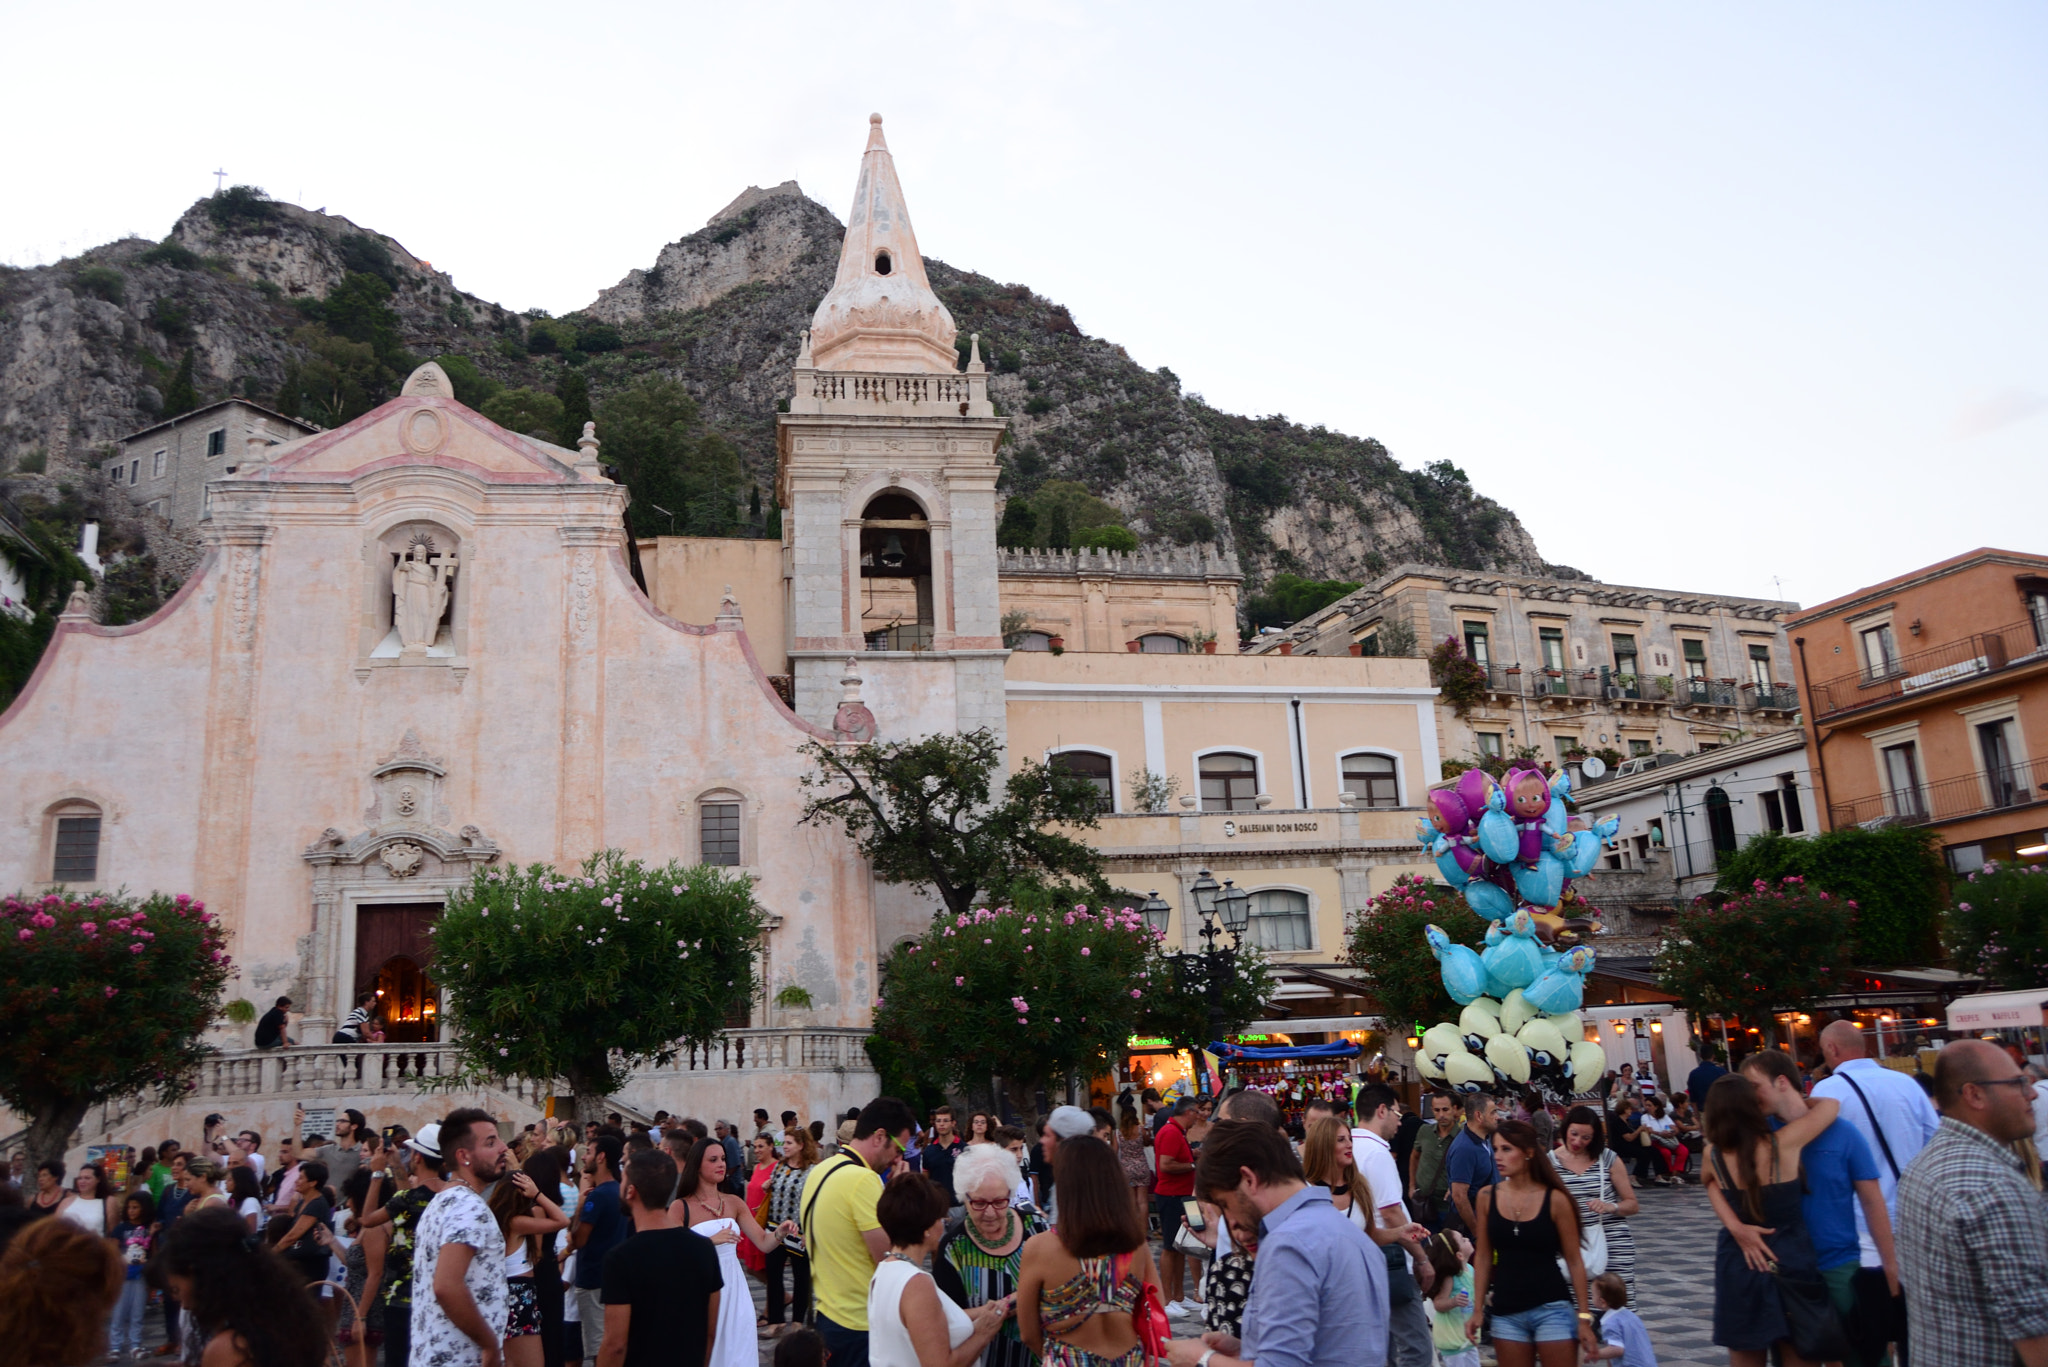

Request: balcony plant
left=1191, top=628, right=1218, bottom=654
left=1651, top=675, right=1675, bottom=698
left=1428, top=636, right=1489, bottom=718
left=1, top=890, right=232, bottom=1168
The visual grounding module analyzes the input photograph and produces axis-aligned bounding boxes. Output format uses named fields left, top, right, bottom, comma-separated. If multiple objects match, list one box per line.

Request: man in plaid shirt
left=1895, top=1040, right=2048, bottom=1367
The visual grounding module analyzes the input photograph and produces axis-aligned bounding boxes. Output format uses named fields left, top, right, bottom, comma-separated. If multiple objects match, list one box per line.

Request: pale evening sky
left=4, top=3, right=2042, bottom=609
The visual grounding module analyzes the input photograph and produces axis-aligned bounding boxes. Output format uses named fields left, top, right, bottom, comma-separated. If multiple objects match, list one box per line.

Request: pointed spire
left=808, top=114, right=959, bottom=374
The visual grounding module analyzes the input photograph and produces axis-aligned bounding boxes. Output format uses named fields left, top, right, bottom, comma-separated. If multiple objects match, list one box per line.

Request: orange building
left=1789, top=548, right=2048, bottom=872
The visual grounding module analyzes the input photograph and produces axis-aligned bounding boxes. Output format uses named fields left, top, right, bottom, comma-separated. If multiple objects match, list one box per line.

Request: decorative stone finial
left=807, top=115, right=959, bottom=374
left=575, top=422, right=605, bottom=477
left=59, top=580, right=94, bottom=621
left=240, top=431, right=271, bottom=472
left=401, top=360, right=455, bottom=399
left=794, top=329, right=814, bottom=369
left=833, top=657, right=878, bottom=743
left=965, top=332, right=985, bottom=375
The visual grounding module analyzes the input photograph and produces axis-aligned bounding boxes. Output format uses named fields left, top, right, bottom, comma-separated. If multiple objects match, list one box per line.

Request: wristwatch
left=1197, top=1350, right=1217, bottom=1367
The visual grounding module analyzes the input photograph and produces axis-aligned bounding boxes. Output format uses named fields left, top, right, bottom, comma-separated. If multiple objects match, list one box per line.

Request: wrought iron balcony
left=1807, top=618, right=2048, bottom=721
left=1826, top=754, right=2048, bottom=830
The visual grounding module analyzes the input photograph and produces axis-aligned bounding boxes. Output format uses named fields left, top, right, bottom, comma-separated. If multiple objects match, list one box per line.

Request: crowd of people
left=0, top=1024, right=2043, bottom=1367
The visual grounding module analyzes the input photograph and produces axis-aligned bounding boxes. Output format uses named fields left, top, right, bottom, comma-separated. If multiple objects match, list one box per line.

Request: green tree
left=1344, top=874, right=1487, bottom=1030
left=1245, top=573, right=1360, bottom=630
left=1944, top=862, right=2048, bottom=988
left=318, top=273, right=413, bottom=370
left=1714, top=827, right=1944, bottom=965
left=1141, top=941, right=1275, bottom=1055
left=1654, top=877, right=1856, bottom=1024
left=290, top=326, right=391, bottom=428
left=433, top=851, right=767, bottom=1121
left=869, top=902, right=1164, bottom=1101
left=556, top=366, right=593, bottom=447
left=1044, top=500, right=1072, bottom=550
left=433, top=354, right=503, bottom=411
left=0, top=513, right=92, bottom=708
left=161, top=350, right=198, bottom=417
left=206, top=185, right=278, bottom=230
left=1, top=890, right=232, bottom=1167
left=799, top=729, right=1109, bottom=917
left=597, top=378, right=743, bottom=535
left=996, top=498, right=1038, bottom=549
left=481, top=388, right=567, bottom=439
left=1073, top=524, right=1139, bottom=553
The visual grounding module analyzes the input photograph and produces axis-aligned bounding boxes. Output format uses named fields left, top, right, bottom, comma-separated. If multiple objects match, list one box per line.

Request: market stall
left=1206, top=1039, right=1362, bottom=1125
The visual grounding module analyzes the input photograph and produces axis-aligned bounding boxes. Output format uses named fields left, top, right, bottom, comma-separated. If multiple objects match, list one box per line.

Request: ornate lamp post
left=1178, top=869, right=1247, bottom=1095
left=1140, top=890, right=1173, bottom=940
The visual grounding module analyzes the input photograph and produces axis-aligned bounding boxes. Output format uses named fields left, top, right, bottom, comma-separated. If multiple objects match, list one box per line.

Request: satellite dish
left=1580, top=755, right=1607, bottom=779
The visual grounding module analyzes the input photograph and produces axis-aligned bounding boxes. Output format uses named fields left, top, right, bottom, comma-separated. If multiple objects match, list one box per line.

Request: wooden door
left=354, top=902, right=443, bottom=1043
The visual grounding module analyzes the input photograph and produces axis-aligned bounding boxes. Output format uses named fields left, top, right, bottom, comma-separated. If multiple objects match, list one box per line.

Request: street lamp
left=1176, top=869, right=1247, bottom=1097
left=1189, top=869, right=1220, bottom=923
left=1217, top=881, right=1251, bottom=937
left=1140, top=890, right=1172, bottom=939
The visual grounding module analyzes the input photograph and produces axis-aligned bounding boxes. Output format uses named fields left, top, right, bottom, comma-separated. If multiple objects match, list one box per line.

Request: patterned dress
left=933, top=1209, right=1050, bottom=1367
left=1552, top=1148, right=1635, bottom=1306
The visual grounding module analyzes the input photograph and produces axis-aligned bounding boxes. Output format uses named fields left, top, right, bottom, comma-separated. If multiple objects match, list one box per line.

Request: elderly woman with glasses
left=933, top=1143, right=1049, bottom=1367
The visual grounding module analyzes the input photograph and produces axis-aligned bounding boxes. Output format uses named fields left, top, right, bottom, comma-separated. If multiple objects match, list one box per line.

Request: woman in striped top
left=332, top=991, right=377, bottom=1044
left=934, top=1145, right=1049, bottom=1367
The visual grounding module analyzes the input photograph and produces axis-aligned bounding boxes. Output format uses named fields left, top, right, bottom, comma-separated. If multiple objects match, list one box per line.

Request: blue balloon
left=1543, top=770, right=1573, bottom=838
left=1523, top=948, right=1596, bottom=1016
left=1429, top=838, right=1473, bottom=888
left=1481, top=911, right=1545, bottom=997
left=1476, top=787, right=1520, bottom=864
left=1512, top=851, right=1566, bottom=908
left=1427, top=924, right=1487, bottom=1005
left=1463, top=879, right=1513, bottom=920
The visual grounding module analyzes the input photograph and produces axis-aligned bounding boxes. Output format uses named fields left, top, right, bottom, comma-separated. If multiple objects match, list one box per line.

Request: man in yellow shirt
left=800, top=1097, right=916, bottom=1367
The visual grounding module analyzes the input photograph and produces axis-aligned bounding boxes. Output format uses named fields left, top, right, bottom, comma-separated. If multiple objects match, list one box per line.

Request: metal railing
left=1827, top=754, right=2048, bottom=830
left=1746, top=683, right=1801, bottom=712
left=1678, top=678, right=1740, bottom=708
left=1808, top=618, right=2048, bottom=720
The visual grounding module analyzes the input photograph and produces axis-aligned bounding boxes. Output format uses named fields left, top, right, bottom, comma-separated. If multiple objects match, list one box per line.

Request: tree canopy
left=1245, top=573, right=1360, bottom=630
left=1344, top=874, right=1487, bottom=1030
left=433, top=851, right=767, bottom=1120
left=799, top=729, right=1109, bottom=917
left=1714, top=827, right=1944, bottom=965
left=1, top=890, right=231, bottom=1167
left=1654, top=876, right=1856, bottom=1023
left=597, top=378, right=745, bottom=536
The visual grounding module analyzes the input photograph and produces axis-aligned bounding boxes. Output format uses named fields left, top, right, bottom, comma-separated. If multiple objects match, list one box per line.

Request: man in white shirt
left=1810, top=1019, right=1940, bottom=1367
left=1354, top=1085, right=1432, bottom=1367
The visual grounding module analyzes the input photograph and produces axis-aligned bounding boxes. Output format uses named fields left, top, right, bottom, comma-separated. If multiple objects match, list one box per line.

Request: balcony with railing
left=1676, top=677, right=1740, bottom=708
left=1827, top=754, right=2048, bottom=830
left=1745, top=683, right=1801, bottom=712
left=1807, top=618, right=2048, bottom=721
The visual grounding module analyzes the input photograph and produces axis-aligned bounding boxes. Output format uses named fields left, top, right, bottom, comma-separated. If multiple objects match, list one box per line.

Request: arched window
left=1138, top=634, right=1187, bottom=654
left=1245, top=889, right=1313, bottom=952
left=1705, top=786, right=1738, bottom=857
left=860, top=492, right=932, bottom=651
left=1050, top=750, right=1115, bottom=813
left=1199, top=752, right=1259, bottom=812
left=48, top=801, right=102, bottom=883
left=1013, top=631, right=1054, bottom=652
left=1341, top=753, right=1400, bottom=808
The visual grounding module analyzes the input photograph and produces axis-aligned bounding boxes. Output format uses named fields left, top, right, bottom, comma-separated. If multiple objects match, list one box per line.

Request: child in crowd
left=1425, top=1229, right=1476, bottom=1367
left=109, top=1191, right=156, bottom=1358
left=774, top=1326, right=827, bottom=1367
left=1586, top=1271, right=1657, bottom=1367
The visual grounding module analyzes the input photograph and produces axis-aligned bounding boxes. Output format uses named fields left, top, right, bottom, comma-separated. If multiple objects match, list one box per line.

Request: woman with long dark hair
left=521, top=1146, right=572, bottom=1367
left=966, top=1113, right=994, bottom=1145
left=274, top=1160, right=334, bottom=1290
left=1701, top=1074, right=1838, bottom=1367
left=1016, top=1136, right=1159, bottom=1367
left=487, top=1158, right=570, bottom=1367
left=1301, top=1115, right=1373, bottom=1233
left=1467, top=1119, right=1596, bottom=1367
left=672, top=1136, right=796, bottom=1367
left=1114, top=1107, right=1150, bottom=1227
left=154, top=1205, right=329, bottom=1367
left=225, top=1165, right=263, bottom=1234
left=1550, top=1105, right=1640, bottom=1306
left=63, top=1161, right=113, bottom=1236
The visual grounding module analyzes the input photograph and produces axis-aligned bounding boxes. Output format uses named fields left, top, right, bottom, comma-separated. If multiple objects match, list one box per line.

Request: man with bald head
left=1896, top=1040, right=2048, bottom=1367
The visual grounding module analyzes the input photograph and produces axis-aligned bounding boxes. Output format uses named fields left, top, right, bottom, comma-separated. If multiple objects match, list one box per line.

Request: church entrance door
left=354, top=902, right=443, bottom=1043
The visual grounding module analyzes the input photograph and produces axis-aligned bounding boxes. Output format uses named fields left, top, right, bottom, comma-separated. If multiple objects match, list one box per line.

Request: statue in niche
left=392, top=537, right=457, bottom=653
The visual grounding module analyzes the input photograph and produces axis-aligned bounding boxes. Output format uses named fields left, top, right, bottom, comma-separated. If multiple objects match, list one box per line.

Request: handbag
left=1775, top=1267, right=1851, bottom=1363
left=1126, top=1255, right=1172, bottom=1366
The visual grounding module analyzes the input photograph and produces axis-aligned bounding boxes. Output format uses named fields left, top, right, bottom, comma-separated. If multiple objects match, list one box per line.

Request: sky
left=4, top=3, right=2042, bottom=608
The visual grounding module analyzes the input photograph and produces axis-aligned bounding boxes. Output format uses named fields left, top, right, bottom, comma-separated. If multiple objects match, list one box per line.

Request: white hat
left=1046, top=1105, right=1095, bottom=1140
left=405, top=1123, right=442, bottom=1160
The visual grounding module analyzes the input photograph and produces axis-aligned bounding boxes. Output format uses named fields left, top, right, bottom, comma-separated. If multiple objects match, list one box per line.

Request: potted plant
left=1191, top=629, right=1218, bottom=654
left=1048, top=634, right=1065, bottom=655
left=1126, top=640, right=1142, bottom=652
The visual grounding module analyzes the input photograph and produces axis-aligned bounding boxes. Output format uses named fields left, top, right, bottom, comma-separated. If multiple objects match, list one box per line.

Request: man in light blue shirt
left=1165, top=1120, right=1388, bottom=1367
left=1810, top=1021, right=1938, bottom=1262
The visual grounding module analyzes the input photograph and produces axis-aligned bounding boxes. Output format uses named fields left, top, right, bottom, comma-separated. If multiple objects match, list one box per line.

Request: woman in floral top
left=762, top=1127, right=820, bottom=1334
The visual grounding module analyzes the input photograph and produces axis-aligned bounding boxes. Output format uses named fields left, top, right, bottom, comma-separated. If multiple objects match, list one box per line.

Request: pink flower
left=105, top=986, right=118, bottom=997
left=955, top=977, right=964, bottom=986
left=1080, top=947, right=1091, bottom=956
left=129, top=943, right=145, bottom=953
left=1131, top=989, right=1143, bottom=998
left=15, top=929, right=29, bottom=941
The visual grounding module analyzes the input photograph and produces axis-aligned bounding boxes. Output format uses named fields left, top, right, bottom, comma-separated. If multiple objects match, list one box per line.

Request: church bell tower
left=777, top=115, right=1009, bottom=743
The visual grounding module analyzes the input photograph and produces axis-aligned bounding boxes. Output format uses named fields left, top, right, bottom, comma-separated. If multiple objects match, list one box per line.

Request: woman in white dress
left=61, top=1161, right=114, bottom=1235
left=871, top=1172, right=1010, bottom=1367
left=669, top=1137, right=797, bottom=1367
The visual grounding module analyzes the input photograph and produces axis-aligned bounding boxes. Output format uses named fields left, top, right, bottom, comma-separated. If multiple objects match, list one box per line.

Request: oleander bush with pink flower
left=1943, top=861, right=2048, bottom=991
left=1, top=889, right=231, bottom=1166
left=1344, top=873, right=1488, bottom=1029
left=1654, top=876, right=1857, bottom=1022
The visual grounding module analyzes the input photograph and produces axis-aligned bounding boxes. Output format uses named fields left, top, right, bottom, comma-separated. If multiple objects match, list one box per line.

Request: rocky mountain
left=0, top=182, right=1552, bottom=614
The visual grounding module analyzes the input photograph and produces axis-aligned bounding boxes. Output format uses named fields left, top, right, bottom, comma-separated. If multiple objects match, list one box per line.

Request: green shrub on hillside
left=73, top=266, right=124, bottom=305
left=1245, top=573, right=1359, bottom=630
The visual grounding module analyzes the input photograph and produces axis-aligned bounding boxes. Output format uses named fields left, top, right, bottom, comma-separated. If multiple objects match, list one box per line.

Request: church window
left=875, top=252, right=892, bottom=276
left=701, top=803, right=742, bottom=866
left=49, top=802, right=102, bottom=883
left=207, top=429, right=226, bottom=457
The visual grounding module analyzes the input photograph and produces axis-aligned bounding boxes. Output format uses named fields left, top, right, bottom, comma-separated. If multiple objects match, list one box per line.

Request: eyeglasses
left=966, top=1198, right=1010, bottom=1212
left=1969, top=1077, right=2033, bottom=1092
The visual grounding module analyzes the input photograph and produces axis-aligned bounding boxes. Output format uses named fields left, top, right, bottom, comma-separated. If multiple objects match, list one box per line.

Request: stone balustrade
left=786, top=366, right=993, bottom=418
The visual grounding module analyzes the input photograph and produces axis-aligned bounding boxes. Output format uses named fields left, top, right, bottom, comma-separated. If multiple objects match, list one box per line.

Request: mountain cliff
left=0, top=183, right=1551, bottom=609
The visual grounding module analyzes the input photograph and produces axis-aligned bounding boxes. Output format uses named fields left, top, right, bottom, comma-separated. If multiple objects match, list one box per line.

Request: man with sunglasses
left=799, top=1097, right=916, bottom=1367
left=1896, top=1040, right=2048, bottom=1367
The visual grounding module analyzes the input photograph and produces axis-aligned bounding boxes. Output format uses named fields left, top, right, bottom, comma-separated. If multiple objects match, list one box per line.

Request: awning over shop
left=1945, top=989, right=2048, bottom=1032
left=1207, top=1040, right=1361, bottom=1061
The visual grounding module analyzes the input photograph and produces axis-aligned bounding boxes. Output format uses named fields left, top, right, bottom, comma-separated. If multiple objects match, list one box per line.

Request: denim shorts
left=1490, top=1300, right=1580, bottom=1342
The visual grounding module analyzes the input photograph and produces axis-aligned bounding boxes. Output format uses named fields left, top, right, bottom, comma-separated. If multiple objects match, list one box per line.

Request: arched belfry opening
left=860, top=491, right=932, bottom=650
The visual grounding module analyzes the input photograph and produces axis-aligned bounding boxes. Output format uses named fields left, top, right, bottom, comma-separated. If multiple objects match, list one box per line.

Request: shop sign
left=1126, top=1036, right=1173, bottom=1051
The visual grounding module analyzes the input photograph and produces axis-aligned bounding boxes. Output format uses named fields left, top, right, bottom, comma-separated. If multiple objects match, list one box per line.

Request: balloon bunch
left=1412, top=765, right=1622, bottom=1101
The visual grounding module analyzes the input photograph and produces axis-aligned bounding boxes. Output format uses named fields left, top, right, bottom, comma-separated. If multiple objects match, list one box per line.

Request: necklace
left=964, top=1210, right=1018, bottom=1254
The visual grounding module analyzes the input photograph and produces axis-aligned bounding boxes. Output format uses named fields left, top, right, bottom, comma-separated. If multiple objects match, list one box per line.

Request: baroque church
left=3, top=118, right=1448, bottom=1145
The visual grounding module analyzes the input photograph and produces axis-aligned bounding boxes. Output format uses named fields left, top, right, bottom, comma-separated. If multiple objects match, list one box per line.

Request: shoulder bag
left=1121, top=1251, right=1172, bottom=1367
left=1553, top=1163, right=1607, bottom=1279
left=795, top=1155, right=859, bottom=1325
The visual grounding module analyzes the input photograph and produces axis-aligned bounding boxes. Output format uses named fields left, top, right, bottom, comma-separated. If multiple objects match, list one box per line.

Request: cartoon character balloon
left=1427, top=924, right=1487, bottom=1005
left=1523, top=947, right=1597, bottom=1016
